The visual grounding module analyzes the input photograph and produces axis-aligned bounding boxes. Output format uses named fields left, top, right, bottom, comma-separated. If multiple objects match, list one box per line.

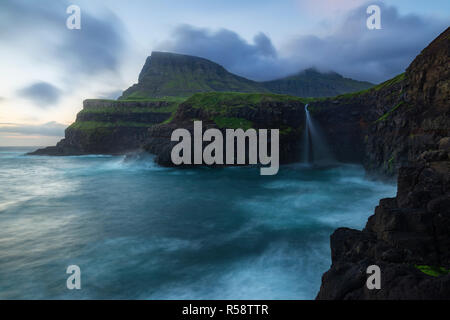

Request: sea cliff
left=28, top=27, right=450, bottom=300
left=316, top=27, right=450, bottom=299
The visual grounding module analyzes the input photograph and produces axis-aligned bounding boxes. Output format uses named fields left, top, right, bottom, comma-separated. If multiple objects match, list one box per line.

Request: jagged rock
left=317, top=27, right=450, bottom=300
left=439, top=137, right=450, bottom=152
left=307, top=28, right=450, bottom=178
left=29, top=99, right=175, bottom=155
left=141, top=93, right=306, bottom=166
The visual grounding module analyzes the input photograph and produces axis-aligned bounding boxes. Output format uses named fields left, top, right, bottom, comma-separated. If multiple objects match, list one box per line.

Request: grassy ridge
left=69, top=121, right=155, bottom=131
left=120, top=52, right=269, bottom=99
left=186, top=92, right=308, bottom=112
left=121, top=52, right=374, bottom=99
left=213, top=116, right=254, bottom=130
left=70, top=97, right=184, bottom=132
left=335, top=73, right=406, bottom=100
left=263, top=68, right=374, bottom=98
left=182, top=92, right=306, bottom=133
left=78, top=104, right=179, bottom=115
left=72, top=75, right=404, bottom=134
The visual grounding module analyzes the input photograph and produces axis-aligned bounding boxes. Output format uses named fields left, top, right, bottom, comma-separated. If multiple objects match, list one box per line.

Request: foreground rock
left=317, top=27, right=450, bottom=299
left=317, top=143, right=450, bottom=299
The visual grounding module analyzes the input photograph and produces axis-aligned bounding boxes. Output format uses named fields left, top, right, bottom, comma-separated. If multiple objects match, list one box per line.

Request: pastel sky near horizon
left=0, top=0, right=448, bottom=146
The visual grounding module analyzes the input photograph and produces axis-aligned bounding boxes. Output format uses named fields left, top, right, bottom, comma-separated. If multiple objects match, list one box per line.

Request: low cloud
left=158, top=2, right=447, bottom=82
left=18, top=82, right=62, bottom=107
left=284, top=1, right=448, bottom=82
left=157, top=25, right=280, bottom=81
left=0, top=122, right=66, bottom=137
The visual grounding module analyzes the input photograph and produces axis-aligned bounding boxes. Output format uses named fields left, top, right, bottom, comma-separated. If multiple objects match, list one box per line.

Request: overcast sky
left=0, top=0, right=448, bottom=146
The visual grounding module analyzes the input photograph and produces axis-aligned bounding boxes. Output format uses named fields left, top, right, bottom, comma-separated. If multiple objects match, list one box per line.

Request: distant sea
left=0, top=147, right=396, bottom=299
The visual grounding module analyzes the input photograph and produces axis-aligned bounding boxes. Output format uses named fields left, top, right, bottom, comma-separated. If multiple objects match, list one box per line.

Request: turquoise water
left=0, top=147, right=396, bottom=299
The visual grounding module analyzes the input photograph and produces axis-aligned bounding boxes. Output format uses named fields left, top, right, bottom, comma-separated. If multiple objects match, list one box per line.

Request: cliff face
left=309, top=28, right=449, bottom=177
left=316, top=27, right=450, bottom=300
left=310, top=74, right=407, bottom=175
left=317, top=140, right=450, bottom=300
left=26, top=26, right=450, bottom=299
left=30, top=52, right=378, bottom=157
left=141, top=92, right=306, bottom=166
left=29, top=99, right=179, bottom=155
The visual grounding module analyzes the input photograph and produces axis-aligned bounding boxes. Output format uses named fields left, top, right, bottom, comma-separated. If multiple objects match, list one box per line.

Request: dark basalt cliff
left=142, top=92, right=306, bottom=166
left=29, top=99, right=178, bottom=155
left=309, top=75, right=406, bottom=171
left=309, top=26, right=449, bottom=178
left=316, top=27, right=450, bottom=300
left=316, top=140, right=450, bottom=300
left=31, top=52, right=371, bottom=157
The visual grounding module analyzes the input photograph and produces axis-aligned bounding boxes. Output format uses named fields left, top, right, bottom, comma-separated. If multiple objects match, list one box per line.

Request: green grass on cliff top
left=83, top=96, right=184, bottom=113
left=183, top=92, right=306, bottom=132
left=70, top=92, right=308, bottom=132
left=69, top=121, right=155, bottom=131
left=79, top=104, right=179, bottom=115
left=213, top=116, right=254, bottom=130
left=335, top=73, right=406, bottom=100
left=186, top=92, right=308, bottom=112
left=118, top=95, right=187, bottom=103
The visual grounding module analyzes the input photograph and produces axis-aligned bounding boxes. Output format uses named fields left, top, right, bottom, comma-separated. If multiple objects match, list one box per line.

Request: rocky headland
left=316, top=27, right=450, bottom=299
left=28, top=27, right=450, bottom=299
left=142, top=92, right=306, bottom=166
left=29, top=98, right=180, bottom=155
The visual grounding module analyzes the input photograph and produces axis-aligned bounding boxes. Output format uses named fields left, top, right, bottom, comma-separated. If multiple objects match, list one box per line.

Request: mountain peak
left=150, top=51, right=216, bottom=61
left=263, top=68, right=372, bottom=98
left=137, top=51, right=228, bottom=82
left=145, top=51, right=224, bottom=69
left=120, top=52, right=374, bottom=100
left=120, top=52, right=267, bottom=99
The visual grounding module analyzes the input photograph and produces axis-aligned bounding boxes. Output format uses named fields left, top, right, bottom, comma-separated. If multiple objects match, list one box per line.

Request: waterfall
left=302, top=104, right=335, bottom=165
left=303, top=104, right=312, bottom=163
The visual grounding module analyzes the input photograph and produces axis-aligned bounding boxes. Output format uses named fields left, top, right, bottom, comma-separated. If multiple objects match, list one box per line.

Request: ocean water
left=0, top=147, right=396, bottom=299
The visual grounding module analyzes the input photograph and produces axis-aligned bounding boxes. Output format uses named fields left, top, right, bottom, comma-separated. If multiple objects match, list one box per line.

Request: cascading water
left=303, top=104, right=312, bottom=163
left=302, top=104, right=335, bottom=165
